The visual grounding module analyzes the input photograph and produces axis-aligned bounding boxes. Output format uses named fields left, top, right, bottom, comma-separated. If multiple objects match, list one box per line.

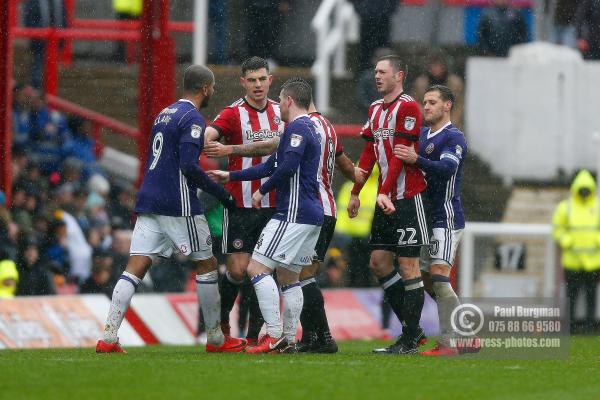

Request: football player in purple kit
left=96, top=65, right=246, bottom=354
left=394, top=85, right=478, bottom=356
left=209, top=79, right=323, bottom=354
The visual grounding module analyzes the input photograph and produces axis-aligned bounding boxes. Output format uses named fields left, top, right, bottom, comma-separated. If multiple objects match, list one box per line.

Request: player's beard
left=201, top=95, right=211, bottom=108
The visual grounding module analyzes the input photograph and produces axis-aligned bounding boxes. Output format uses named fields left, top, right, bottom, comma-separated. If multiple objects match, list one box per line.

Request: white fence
left=459, top=222, right=557, bottom=298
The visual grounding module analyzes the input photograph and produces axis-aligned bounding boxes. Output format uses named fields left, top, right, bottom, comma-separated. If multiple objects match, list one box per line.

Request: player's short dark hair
left=281, top=78, right=312, bottom=110
left=283, top=76, right=313, bottom=102
left=425, top=85, right=455, bottom=109
left=183, top=65, right=214, bottom=92
left=376, top=54, right=405, bottom=73
left=241, top=56, right=269, bottom=76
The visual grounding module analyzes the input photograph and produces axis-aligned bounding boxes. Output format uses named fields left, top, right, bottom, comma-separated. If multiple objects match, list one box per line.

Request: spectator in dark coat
left=477, top=0, right=528, bottom=57
left=575, top=0, right=600, bottom=59
left=16, top=237, right=55, bottom=296
left=350, top=0, right=399, bottom=71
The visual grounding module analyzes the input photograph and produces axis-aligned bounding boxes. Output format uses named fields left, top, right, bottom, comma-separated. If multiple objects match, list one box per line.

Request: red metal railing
left=45, top=93, right=139, bottom=157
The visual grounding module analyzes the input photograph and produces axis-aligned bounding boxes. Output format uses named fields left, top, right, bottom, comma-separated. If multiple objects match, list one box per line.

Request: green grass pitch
left=2, top=337, right=600, bottom=400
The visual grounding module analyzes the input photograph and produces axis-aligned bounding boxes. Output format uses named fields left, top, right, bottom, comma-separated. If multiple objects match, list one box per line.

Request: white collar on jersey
left=427, top=121, right=452, bottom=139
left=291, top=113, right=309, bottom=122
left=178, top=99, right=196, bottom=108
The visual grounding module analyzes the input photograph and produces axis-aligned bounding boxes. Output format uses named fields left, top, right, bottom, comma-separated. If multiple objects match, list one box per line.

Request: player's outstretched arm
left=180, top=142, right=235, bottom=209
left=394, top=144, right=458, bottom=179
left=336, top=153, right=367, bottom=183
left=205, top=137, right=279, bottom=158
left=351, top=141, right=376, bottom=196
left=229, top=152, right=277, bottom=182
left=257, top=151, right=302, bottom=196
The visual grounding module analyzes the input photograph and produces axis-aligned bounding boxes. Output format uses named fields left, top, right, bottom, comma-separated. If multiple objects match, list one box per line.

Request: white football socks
left=251, top=273, right=282, bottom=338
left=103, top=271, right=140, bottom=343
left=282, top=283, right=303, bottom=344
left=196, top=270, right=224, bottom=346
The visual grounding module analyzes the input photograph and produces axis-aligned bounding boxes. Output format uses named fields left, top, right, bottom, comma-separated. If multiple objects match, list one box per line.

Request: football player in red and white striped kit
left=206, top=77, right=365, bottom=352
left=348, top=55, right=430, bottom=355
left=204, top=57, right=284, bottom=345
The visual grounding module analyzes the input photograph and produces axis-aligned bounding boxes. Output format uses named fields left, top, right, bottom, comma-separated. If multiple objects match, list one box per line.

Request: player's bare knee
left=125, top=255, right=153, bottom=279
left=299, top=262, right=319, bottom=280
left=194, top=256, right=218, bottom=275
left=397, top=256, right=421, bottom=280
left=227, top=257, right=248, bottom=281
left=276, top=267, right=299, bottom=286
left=247, top=259, right=271, bottom=278
left=369, top=251, right=394, bottom=278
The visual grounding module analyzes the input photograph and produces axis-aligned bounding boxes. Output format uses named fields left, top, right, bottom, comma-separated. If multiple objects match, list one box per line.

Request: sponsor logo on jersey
left=191, top=124, right=203, bottom=139
left=425, top=143, right=435, bottom=154
left=233, top=239, right=244, bottom=249
left=245, top=129, right=279, bottom=141
left=161, top=107, right=178, bottom=115
left=455, top=145, right=463, bottom=157
left=372, top=128, right=395, bottom=140
left=404, top=116, right=416, bottom=131
left=290, top=134, right=303, bottom=148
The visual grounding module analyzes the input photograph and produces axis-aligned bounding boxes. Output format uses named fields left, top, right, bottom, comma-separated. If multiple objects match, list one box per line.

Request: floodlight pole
left=0, top=1, right=13, bottom=204
left=192, top=0, right=208, bottom=65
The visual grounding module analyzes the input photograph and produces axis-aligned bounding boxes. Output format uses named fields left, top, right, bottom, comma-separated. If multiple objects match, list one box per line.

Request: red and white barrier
left=0, top=290, right=439, bottom=349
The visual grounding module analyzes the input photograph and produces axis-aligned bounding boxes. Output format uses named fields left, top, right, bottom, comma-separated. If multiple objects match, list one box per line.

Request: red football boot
left=246, top=337, right=258, bottom=347
left=96, top=339, right=127, bottom=354
left=244, top=335, right=287, bottom=354
left=206, top=336, right=247, bottom=353
left=420, top=342, right=458, bottom=356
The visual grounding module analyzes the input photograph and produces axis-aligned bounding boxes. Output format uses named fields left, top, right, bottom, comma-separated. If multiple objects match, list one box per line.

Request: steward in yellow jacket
left=552, top=169, right=600, bottom=331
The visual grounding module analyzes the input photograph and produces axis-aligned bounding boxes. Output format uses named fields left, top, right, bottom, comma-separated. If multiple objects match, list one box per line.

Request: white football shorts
left=130, top=214, right=213, bottom=261
left=420, top=227, right=464, bottom=271
left=252, top=219, right=321, bottom=273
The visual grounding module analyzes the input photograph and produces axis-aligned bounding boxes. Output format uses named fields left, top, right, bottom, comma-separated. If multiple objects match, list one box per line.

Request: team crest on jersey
left=191, top=124, right=203, bottom=139
left=455, top=145, right=463, bottom=156
left=233, top=239, right=244, bottom=249
left=273, top=115, right=281, bottom=125
left=290, top=134, right=303, bottom=147
left=425, top=143, right=435, bottom=154
left=404, top=117, right=416, bottom=131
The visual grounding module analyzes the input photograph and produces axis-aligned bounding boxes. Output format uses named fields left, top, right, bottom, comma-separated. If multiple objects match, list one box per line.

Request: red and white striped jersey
left=310, top=112, right=343, bottom=217
left=360, top=93, right=426, bottom=200
left=211, top=98, right=284, bottom=208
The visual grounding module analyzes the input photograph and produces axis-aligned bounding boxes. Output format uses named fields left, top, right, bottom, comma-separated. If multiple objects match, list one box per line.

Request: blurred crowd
left=0, top=82, right=143, bottom=299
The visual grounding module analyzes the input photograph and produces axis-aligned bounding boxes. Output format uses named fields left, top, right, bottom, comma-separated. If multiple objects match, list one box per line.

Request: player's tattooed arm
left=231, top=137, right=279, bottom=157
left=205, top=137, right=279, bottom=158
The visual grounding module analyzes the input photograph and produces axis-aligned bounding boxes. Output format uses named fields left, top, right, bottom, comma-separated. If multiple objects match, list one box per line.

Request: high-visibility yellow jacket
left=0, top=259, right=18, bottom=299
left=335, top=167, right=379, bottom=238
left=552, top=170, right=600, bottom=271
left=113, top=0, right=143, bottom=17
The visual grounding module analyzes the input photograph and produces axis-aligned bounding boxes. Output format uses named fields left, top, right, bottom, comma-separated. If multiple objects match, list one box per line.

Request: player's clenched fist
left=393, top=144, right=418, bottom=164
left=347, top=194, right=360, bottom=218
left=207, top=170, right=230, bottom=183
left=377, top=193, right=396, bottom=215
left=251, top=191, right=264, bottom=209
